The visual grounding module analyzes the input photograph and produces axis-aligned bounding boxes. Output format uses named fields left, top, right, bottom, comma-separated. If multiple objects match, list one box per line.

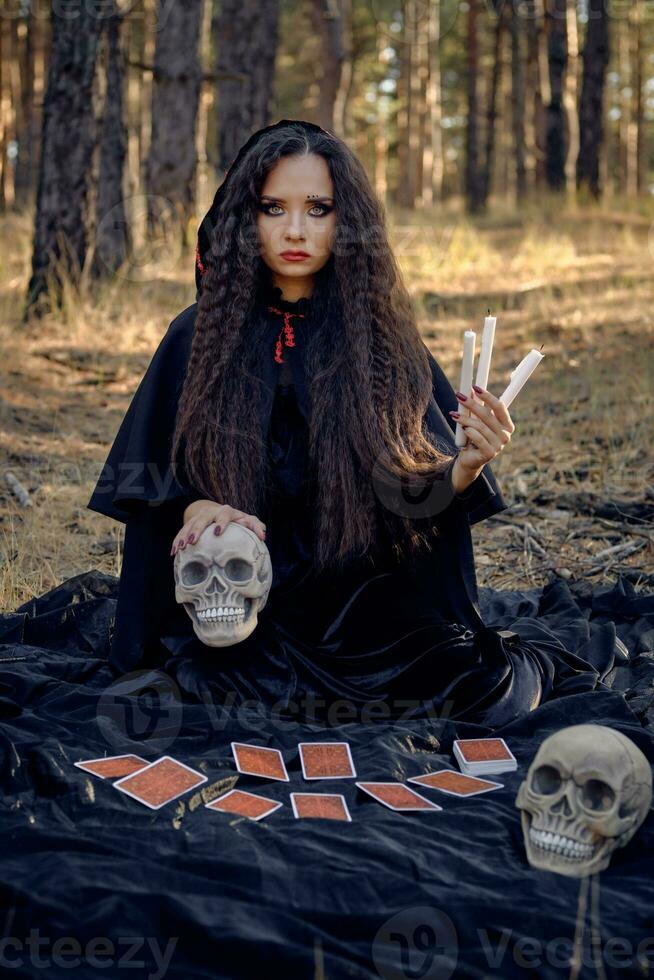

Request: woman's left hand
left=448, top=384, right=515, bottom=489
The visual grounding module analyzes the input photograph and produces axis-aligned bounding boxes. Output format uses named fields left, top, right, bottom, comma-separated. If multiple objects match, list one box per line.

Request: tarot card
left=290, top=793, right=352, bottom=821
left=298, top=742, right=357, bottom=780
left=205, top=789, right=282, bottom=821
left=408, top=769, right=503, bottom=796
left=231, top=742, right=289, bottom=782
left=453, top=737, right=517, bottom=775
left=453, top=738, right=515, bottom=764
left=113, top=756, right=207, bottom=810
left=355, top=782, right=443, bottom=812
left=74, top=755, right=149, bottom=779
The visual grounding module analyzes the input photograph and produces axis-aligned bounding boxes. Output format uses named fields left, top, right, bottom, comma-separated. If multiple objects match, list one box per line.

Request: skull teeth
left=528, top=826, right=597, bottom=860
left=197, top=606, right=245, bottom=623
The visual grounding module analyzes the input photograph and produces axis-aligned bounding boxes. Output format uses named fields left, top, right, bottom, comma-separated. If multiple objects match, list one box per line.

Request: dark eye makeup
left=257, top=202, right=333, bottom=217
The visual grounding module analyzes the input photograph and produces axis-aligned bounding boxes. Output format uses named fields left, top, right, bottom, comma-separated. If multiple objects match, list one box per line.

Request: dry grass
left=1, top=197, right=653, bottom=610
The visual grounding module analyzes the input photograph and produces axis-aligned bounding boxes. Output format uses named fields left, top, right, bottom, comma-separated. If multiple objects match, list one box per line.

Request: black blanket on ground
left=1, top=570, right=653, bottom=980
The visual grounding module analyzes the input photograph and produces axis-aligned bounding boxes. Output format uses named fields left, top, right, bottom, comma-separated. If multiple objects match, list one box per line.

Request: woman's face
left=256, top=153, right=336, bottom=295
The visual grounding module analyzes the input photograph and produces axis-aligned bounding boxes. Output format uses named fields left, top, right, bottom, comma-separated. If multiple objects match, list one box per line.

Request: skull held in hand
left=173, top=522, right=272, bottom=646
left=515, top=724, right=652, bottom=877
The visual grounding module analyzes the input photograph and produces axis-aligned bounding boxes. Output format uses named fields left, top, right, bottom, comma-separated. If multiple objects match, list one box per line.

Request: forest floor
left=1, top=196, right=653, bottom=611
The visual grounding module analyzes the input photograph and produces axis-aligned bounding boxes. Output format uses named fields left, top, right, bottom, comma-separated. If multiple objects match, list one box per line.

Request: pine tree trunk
left=632, top=1, right=645, bottom=195
left=465, top=0, right=484, bottom=213
left=406, top=0, right=422, bottom=208
left=576, top=0, right=610, bottom=198
left=480, top=1, right=505, bottom=209
left=545, top=0, right=567, bottom=191
left=311, top=0, right=349, bottom=136
left=145, top=0, right=203, bottom=244
left=421, top=0, right=443, bottom=205
left=14, top=8, right=39, bottom=208
left=26, top=2, right=103, bottom=316
left=1, top=16, right=20, bottom=208
left=92, top=7, right=129, bottom=279
left=333, top=0, right=353, bottom=139
left=563, top=0, right=579, bottom=191
left=0, top=18, right=6, bottom=209
left=509, top=0, right=527, bottom=201
left=413, top=3, right=429, bottom=207
left=617, top=11, right=630, bottom=194
left=215, top=0, right=279, bottom=175
left=395, top=0, right=415, bottom=208
left=525, top=0, right=547, bottom=189
left=374, top=23, right=389, bottom=201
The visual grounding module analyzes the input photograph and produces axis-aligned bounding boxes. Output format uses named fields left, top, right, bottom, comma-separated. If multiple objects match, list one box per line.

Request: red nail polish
left=450, top=411, right=460, bottom=418
left=455, top=391, right=467, bottom=401
left=472, top=384, right=483, bottom=394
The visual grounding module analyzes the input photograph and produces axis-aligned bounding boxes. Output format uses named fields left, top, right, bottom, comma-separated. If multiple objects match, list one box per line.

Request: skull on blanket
left=173, top=522, right=272, bottom=646
left=515, top=724, right=652, bottom=877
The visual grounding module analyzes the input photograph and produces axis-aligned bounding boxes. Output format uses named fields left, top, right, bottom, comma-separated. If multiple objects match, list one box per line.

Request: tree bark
left=374, top=24, right=389, bottom=201
left=14, top=8, right=42, bottom=209
left=422, top=0, right=443, bottom=205
left=215, top=0, right=279, bottom=176
left=26, top=0, right=103, bottom=316
left=525, top=0, right=547, bottom=189
left=405, top=0, right=423, bottom=208
left=576, top=0, right=610, bottom=198
left=92, top=6, right=129, bottom=279
left=465, top=0, right=484, bottom=213
left=509, top=0, right=527, bottom=201
left=395, top=8, right=408, bottom=206
left=145, top=0, right=203, bottom=244
left=333, top=0, right=353, bottom=140
left=617, top=9, right=630, bottom=194
left=563, top=0, right=579, bottom=191
left=413, top=0, right=429, bottom=207
left=480, top=0, right=506, bottom=209
left=545, top=0, right=568, bottom=191
left=631, top=1, right=645, bottom=195
left=311, top=0, right=351, bottom=137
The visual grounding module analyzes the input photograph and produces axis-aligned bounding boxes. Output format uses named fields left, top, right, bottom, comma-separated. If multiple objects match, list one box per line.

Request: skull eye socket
left=180, top=561, right=208, bottom=587
left=580, top=779, right=615, bottom=813
left=531, top=764, right=562, bottom=795
left=224, top=558, right=253, bottom=583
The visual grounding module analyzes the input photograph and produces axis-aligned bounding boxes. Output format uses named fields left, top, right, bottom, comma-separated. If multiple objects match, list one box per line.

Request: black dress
left=157, top=298, right=614, bottom=728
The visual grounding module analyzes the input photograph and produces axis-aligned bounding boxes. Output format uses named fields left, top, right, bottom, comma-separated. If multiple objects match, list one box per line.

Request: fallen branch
left=532, top=491, right=653, bottom=525
left=5, top=471, right=33, bottom=508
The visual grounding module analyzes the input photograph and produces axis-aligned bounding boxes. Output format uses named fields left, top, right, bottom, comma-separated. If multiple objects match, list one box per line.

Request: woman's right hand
left=170, top=500, right=266, bottom=556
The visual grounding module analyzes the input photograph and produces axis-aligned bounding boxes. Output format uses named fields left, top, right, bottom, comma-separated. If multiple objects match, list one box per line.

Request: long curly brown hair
left=171, top=122, right=455, bottom=574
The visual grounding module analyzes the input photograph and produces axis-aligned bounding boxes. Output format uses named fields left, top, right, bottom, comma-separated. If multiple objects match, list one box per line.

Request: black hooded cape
left=87, top=119, right=613, bottom=727
left=0, top=119, right=644, bottom=977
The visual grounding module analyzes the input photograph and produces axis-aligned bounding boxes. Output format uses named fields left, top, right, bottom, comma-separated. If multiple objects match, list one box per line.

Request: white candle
left=499, top=349, right=544, bottom=408
left=456, top=330, right=476, bottom=448
left=475, top=313, right=496, bottom=394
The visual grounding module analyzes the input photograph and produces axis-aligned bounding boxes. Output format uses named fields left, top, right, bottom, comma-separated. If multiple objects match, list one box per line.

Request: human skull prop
left=515, top=724, right=652, bottom=877
left=173, top=522, right=272, bottom=646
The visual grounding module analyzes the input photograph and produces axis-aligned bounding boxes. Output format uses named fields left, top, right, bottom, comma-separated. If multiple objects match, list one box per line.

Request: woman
left=87, top=119, right=612, bottom=727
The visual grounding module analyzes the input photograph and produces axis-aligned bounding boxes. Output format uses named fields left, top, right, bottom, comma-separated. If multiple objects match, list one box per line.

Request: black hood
left=194, top=119, right=334, bottom=302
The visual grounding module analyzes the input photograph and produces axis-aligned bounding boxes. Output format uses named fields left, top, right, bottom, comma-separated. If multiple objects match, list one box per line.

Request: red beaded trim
left=195, top=241, right=205, bottom=275
left=267, top=305, right=304, bottom=363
